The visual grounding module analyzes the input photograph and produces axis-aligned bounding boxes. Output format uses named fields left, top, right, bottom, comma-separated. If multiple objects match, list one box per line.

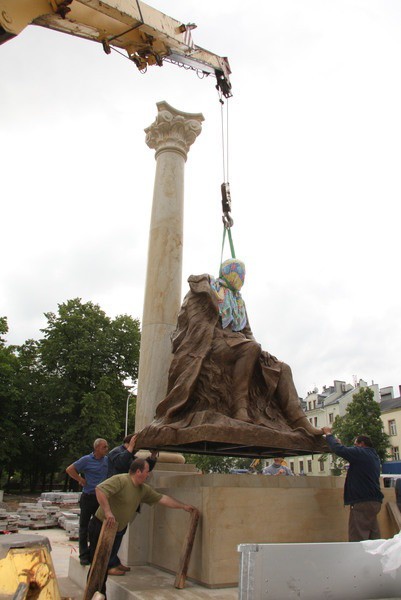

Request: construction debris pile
left=0, top=492, right=81, bottom=538
left=0, top=508, right=18, bottom=533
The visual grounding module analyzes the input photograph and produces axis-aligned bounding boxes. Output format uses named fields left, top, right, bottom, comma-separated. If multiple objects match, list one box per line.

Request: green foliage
left=0, top=318, right=21, bottom=472
left=332, top=386, right=390, bottom=463
left=185, top=454, right=253, bottom=474
left=0, top=300, right=141, bottom=491
left=38, top=299, right=140, bottom=459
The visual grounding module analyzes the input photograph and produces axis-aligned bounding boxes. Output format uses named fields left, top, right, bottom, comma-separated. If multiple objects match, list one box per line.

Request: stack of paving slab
left=58, top=511, right=80, bottom=540
left=0, top=507, right=19, bottom=532
left=16, top=492, right=81, bottom=531
left=17, top=502, right=59, bottom=529
left=41, top=492, right=81, bottom=539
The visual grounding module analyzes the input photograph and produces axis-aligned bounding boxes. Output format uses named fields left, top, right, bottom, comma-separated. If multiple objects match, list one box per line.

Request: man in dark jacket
left=322, top=427, right=384, bottom=541
left=107, top=433, right=157, bottom=478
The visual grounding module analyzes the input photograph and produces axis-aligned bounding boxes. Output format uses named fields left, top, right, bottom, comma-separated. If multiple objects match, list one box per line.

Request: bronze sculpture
left=137, top=259, right=325, bottom=455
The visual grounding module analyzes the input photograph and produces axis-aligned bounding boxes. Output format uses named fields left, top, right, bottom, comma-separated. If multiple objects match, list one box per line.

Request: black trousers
left=79, top=493, right=99, bottom=560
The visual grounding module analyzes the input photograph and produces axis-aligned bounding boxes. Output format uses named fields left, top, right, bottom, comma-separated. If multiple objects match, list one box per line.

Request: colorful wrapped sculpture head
left=219, top=258, right=246, bottom=292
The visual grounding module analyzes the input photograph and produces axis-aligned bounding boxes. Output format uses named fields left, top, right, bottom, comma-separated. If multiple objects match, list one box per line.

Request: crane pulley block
left=221, top=182, right=233, bottom=228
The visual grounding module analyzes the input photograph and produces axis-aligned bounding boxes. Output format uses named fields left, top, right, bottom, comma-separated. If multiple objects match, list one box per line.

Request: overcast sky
left=1, top=0, right=400, bottom=399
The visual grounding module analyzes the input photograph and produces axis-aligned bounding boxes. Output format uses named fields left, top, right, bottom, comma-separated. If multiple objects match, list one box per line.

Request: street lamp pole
left=125, top=392, right=132, bottom=437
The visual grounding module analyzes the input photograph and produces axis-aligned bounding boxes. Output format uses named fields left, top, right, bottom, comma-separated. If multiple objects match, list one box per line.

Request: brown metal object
left=174, top=508, right=200, bottom=589
left=136, top=273, right=327, bottom=458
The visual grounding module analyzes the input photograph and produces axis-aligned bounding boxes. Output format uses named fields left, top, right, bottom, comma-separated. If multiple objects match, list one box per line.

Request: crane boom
left=0, top=0, right=232, bottom=97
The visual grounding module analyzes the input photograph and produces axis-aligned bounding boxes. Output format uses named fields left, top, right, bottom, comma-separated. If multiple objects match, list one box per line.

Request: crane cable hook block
left=220, top=182, right=236, bottom=261
left=221, top=182, right=233, bottom=228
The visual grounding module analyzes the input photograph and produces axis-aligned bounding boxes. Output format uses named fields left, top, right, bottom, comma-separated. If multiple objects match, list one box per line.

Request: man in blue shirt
left=66, top=438, right=109, bottom=565
left=322, top=427, right=384, bottom=541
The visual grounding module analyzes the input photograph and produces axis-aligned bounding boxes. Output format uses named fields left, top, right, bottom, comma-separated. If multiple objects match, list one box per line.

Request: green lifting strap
left=220, top=225, right=236, bottom=269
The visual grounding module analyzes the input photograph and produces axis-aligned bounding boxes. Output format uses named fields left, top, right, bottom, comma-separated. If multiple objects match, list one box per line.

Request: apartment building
left=380, top=386, right=401, bottom=463
left=285, top=379, right=380, bottom=476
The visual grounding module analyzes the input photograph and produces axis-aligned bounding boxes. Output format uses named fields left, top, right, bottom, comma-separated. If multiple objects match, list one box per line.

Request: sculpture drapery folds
left=137, top=260, right=326, bottom=456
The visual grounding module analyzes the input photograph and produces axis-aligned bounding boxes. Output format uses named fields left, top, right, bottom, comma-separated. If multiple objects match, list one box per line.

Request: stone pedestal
left=122, top=474, right=395, bottom=588
left=135, top=101, right=204, bottom=431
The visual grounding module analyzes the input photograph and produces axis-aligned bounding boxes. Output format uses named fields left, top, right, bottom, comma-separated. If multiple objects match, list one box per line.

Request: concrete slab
left=68, top=555, right=238, bottom=599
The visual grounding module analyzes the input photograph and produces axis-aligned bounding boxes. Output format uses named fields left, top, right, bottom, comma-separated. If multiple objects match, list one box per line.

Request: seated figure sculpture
left=154, top=258, right=323, bottom=438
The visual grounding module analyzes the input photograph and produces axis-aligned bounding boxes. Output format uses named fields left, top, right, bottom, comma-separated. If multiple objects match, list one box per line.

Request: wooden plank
left=83, top=520, right=118, bottom=600
left=386, top=501, right=401, bottom=532
left=174, top=509, right=200, bottom=589
left=12, top=583, right=29, bottom=600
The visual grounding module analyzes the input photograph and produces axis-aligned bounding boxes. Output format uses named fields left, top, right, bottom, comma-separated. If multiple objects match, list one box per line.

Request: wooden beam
left=386, top=501, right=401, bottom=533
left=174, top=508, right=200, bottom=589
left=83, top=520, right=118, bottom=600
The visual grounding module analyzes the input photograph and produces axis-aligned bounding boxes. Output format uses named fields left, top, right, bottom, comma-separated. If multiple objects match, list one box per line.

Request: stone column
left=135, top=101, right=204, bottom=432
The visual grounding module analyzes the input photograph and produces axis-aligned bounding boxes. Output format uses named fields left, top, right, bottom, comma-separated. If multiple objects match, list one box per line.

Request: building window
left=329, top=413, right=334, bottom=424
left=290, top=461, right=294, bottom=472
left=314, top=417, right=318, bottom=427
left=392, top=447, right=400, bottom=461
left=313, top=400, right=316, bottom=409
left=308, top=402, right=312, bottom=411
left=319, top=460, right=325, bottom=472
left=299, top=460, right=304, bottom=475
left=307, top=460, right=312, bottom=473
left=389, top=420, right=397, bottom=436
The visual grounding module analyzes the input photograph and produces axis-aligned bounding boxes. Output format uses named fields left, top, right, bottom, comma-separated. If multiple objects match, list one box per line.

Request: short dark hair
left=355, top=435, right=373, bottom=447
left=129, top=457, right=147, bottom=474
left=123, top=433, right=136, bottom=444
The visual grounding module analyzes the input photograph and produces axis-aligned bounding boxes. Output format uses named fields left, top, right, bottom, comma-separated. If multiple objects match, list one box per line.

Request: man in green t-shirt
left=88, top=457, right=195, bottom=592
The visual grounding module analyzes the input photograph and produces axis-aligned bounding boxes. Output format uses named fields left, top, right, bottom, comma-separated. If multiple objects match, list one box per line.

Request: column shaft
left=135, top=101, right=204, bottom=431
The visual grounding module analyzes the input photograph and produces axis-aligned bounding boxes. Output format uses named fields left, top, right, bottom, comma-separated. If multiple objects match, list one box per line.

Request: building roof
left=380, top=396, right=401, bottom=413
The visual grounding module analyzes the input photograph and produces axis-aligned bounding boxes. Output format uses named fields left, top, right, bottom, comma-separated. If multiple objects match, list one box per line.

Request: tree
left=39, top=298, right=141, bottom=460
left=185, top=454, right=254, bottom=474
left=0, top=317, right=21, bottom=484
left=333, top=386, right=390, bottom=463
left=2, top=299, right=141, bottom=491
left=15, top=338, right=66, bottom=491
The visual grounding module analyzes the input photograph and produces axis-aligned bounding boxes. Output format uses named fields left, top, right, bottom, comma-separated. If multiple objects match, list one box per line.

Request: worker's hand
left=276, top=469, right=285, bottom=476
left=127, top=434, right=138, bottom=453
left=182, top=504, right=197, bottom=513
left=104, top=510, right=117, bottom=528
left=149, top=449, right=159, bottom=460
left=322, top=427, right=332, bottom=436
left=79, top=477, right=87, bottom=487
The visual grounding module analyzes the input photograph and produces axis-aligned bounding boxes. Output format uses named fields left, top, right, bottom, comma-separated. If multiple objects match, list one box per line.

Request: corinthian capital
left=145, top=101, right=204, bottom=160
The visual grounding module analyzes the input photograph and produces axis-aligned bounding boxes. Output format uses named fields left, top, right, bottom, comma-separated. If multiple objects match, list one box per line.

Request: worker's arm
left=66, top=464, right=86, bottom=488
left=322, top=429, right=359, bottom=462
left=95, top=487, right=116, bottom=528
left=158, top=494, right=195, bottom=513
left=108, top=436, right=138, bottom=474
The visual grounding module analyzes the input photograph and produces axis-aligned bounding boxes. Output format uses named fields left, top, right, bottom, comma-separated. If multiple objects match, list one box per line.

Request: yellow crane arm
left=0, top=0, right=232, bottom=97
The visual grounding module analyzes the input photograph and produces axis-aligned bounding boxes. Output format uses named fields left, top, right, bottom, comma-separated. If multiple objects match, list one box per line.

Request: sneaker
left=80, top=558, right=91, bottom=566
